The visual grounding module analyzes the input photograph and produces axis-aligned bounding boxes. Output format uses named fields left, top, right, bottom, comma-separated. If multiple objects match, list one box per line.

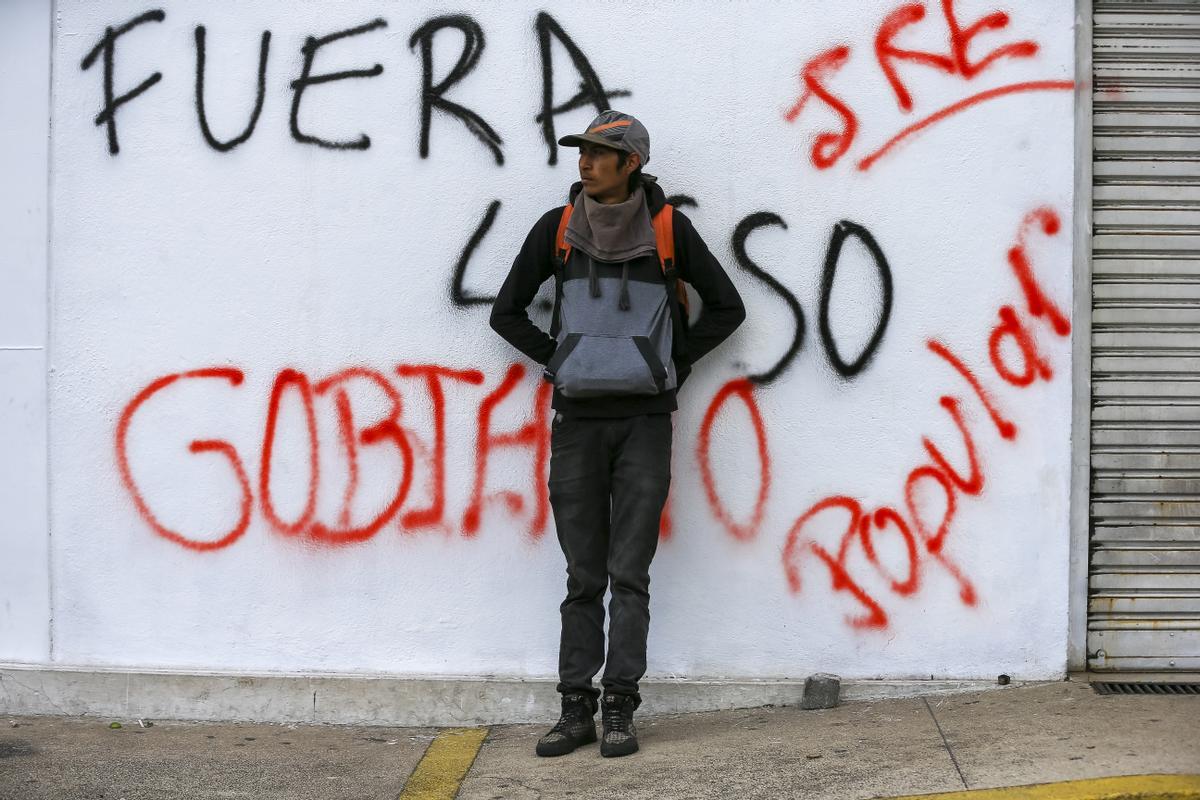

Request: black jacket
left=489, top=175, right=746, bottom=417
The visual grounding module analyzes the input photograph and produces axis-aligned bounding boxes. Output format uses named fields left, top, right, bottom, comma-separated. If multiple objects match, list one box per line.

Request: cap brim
left=557, top=133, right=631, bottom=151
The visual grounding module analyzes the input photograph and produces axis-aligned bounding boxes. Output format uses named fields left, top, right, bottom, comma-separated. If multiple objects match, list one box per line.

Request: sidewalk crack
left=923, top=696, right=968, bottom=790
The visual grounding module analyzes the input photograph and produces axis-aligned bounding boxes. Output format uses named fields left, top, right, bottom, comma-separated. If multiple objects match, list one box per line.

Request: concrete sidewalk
left=1, top=679, right=1197, bottom=799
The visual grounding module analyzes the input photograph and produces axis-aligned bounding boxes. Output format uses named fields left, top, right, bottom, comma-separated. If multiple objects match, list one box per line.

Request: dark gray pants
left=548, top=412, right=672, bottom=709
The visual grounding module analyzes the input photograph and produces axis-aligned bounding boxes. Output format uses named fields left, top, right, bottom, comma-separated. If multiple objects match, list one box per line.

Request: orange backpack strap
left=652, top=204, right=689, bottom=314
left=555, top=204, right=574, bottom=265
left=652, top=204, right=675, bottom=270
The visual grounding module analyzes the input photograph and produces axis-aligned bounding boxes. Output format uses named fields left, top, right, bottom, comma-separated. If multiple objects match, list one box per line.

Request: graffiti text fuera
left=81, top=8, right=625, bottom=163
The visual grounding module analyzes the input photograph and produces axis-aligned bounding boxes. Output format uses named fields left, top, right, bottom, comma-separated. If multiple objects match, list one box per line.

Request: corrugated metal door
left=1089, top=0, right=1200, bottom=673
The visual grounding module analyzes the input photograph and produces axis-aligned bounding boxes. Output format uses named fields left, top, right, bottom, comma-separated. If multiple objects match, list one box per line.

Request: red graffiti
left=462, top=364, right=553, bottom=538
left=116, top=210, right=1074, bottom=643
left=783, top=419, right=978, bottom=630
left=259, top=369, right=319, bottom=537
left=904, top=465, right=957, bottom=556
left=115, top=368, right=252, bottom=552
left=117, top=361, right=551, bottom=549
left=394, top=365, right=485, bottom=531
left=787, top=0, right=1071, bottom=171
left=697, top=377, right=771, bottom=541
left=783, top=207, right=1070, bottom=628
left=856, top=80, right=1074, bottom=171
left=117, top=358, right=730, bottom=551
left=941, top=0, right=1039, bottom=79
left=989, top=305, right=1053, bottom=387
left=991, top=205, right=1071, bottom=383
left=310, top=368, right=415, bottom=544
left=876, top=0, right=1038, bottom=112
left=927, top=339, right=1018, bottom=441
left=862, top=507, right=919, bottom=596
left=1009, top=207, right=1071, bottom=337
left=659, top=491, right=673, bottom=541
left=330, top=388, right=359, bottom=529
left=876, top=3, right=956, bottom=112
left=903, top=464, right=976, bottom=606
left=783, top=497, right=889, bottom=629
left=922, top=395, right=983, bottom=496
left=782, top=45, right=858, bottom=170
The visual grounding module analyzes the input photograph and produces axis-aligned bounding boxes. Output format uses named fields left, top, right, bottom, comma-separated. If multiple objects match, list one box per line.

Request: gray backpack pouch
left=546, top=254, right=677, bottom=398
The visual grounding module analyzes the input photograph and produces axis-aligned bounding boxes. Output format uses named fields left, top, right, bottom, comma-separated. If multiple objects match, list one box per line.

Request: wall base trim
left=0, top=664, right=1030, bottom=726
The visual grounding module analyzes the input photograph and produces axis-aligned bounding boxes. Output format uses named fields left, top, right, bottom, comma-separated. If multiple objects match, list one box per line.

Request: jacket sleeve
left=489, top=208, right=561, bottom=366
left=675, top=210, right=746, bottom=363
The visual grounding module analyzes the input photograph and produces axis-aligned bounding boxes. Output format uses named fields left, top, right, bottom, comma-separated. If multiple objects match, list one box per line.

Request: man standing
left=489, top=111, right=745, bottom=757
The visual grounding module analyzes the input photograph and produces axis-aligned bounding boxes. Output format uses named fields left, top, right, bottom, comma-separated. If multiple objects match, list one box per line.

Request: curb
left=877, top=774, right=1200, bottom=800
left=0, top=664, right=1024, bottom=726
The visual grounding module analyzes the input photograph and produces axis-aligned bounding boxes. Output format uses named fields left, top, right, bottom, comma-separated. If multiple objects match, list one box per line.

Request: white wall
left=10, top=0, right=1078, bottom=681
left=0, top=1, right=51, bottom=663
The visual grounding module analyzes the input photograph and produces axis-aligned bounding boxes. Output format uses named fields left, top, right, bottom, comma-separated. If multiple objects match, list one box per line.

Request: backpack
left=544, top=202, right=686, bottom=398
left=554, top=203, right=690, bottom=316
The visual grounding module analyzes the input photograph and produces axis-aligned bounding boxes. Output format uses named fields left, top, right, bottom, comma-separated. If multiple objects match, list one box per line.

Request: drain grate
left=1092, top=682, right=1200, bottom=696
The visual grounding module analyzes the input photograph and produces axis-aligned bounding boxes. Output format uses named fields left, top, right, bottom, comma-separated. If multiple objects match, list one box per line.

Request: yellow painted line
left=397, top=727, right=489, bottom=800
left=879, top=774, right=1200, bottom=800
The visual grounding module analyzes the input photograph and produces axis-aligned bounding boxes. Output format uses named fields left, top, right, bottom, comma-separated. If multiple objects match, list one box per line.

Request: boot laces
left=550, top=694, right=591, bottom=733
left=602, top=698, right=631, bottom=733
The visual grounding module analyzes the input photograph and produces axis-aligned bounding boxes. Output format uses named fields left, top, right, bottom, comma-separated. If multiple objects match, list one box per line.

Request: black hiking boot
left=535, top=692, right=597, bottom=757
left=600, top=693, right=639, bottom=757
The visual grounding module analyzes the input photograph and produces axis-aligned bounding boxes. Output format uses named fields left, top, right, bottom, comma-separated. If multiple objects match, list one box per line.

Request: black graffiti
left=194, top=27, right=270, bottom=152
left=665, top=194, right=698, bottom=210
left=732, top=213, right=806, bottom=385
left=451, top=200, right=502, bottom=307
left=80, top=9, right=165, bottom=155
left=409, top=16, right=504, bottom=166
left=534, top=13, right=631, bottom=166
left=82, top=11, right=635, bottom=162
left=818, top=221, right=894, bottom=378
left=289, top=18, right=387, bottom=150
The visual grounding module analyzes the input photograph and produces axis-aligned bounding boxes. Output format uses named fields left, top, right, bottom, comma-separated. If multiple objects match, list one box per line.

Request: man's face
left=578, top=142, right=639, bottom=203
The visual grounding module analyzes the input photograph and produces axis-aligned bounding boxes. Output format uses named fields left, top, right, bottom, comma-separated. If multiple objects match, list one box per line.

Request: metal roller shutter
left=1088, top=0, right=1200, bottom=674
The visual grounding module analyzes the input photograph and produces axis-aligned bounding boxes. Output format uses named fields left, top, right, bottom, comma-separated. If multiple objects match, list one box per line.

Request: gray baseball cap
left=558, top=110, right=650, bottom=165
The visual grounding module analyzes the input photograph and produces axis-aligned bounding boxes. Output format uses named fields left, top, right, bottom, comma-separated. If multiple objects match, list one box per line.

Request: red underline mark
left=856, top=79, right=1075, bottom=171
